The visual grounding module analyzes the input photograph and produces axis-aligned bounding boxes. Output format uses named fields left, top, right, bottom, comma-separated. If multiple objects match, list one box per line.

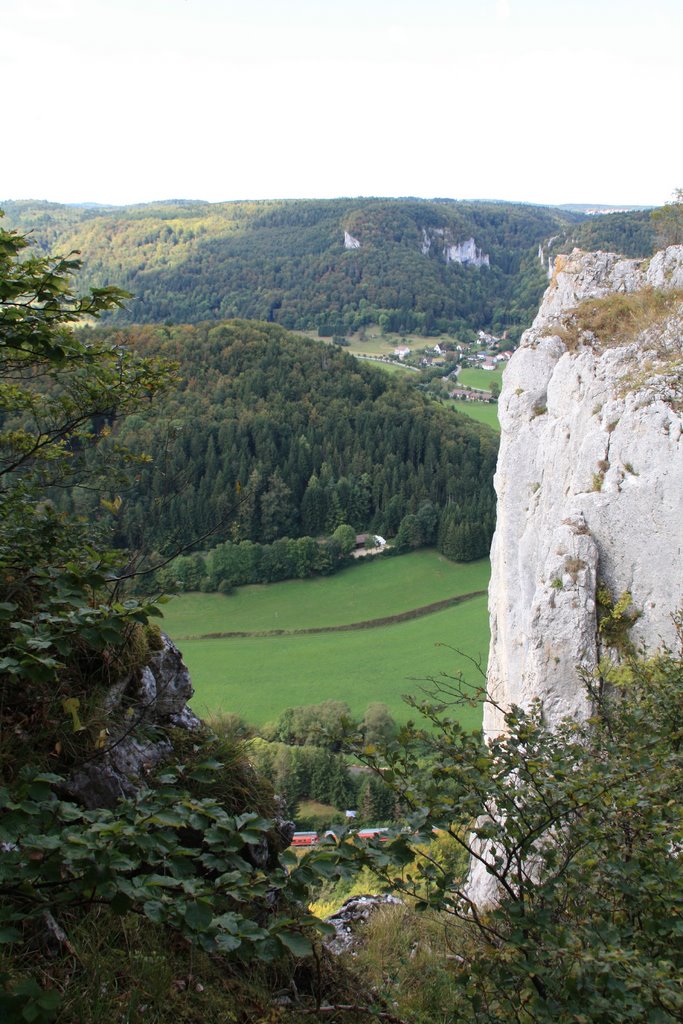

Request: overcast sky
left=2, top=0, right=681, bottom=208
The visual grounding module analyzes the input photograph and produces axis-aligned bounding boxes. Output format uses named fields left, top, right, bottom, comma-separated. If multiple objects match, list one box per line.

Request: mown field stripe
left=175, top=590, right=486, bottom=641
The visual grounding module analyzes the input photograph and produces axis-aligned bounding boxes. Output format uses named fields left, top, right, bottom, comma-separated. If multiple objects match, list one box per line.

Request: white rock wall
left=467, top=246, right=683, bottom=906
left=444, top=236, right=490, bottom=267
left=484, top=246, right=683, bottom=738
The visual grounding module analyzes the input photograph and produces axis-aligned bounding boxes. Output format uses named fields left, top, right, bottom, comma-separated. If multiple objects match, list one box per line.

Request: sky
left=2, top=0, right=681, bottom=208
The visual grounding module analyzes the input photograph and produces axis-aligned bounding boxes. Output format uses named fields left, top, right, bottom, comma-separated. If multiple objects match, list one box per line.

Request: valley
left=0, top=197, right=583, bottom=341
left=1, top=191, right=679, bottom=1024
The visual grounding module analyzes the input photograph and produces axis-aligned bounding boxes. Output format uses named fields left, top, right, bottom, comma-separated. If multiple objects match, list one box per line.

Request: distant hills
left=0, top=198, right=656, bottom=340
left=556, top=203, right=652, bottom=214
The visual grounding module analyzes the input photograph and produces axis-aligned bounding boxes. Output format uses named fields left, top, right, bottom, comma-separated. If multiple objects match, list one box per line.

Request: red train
left=291, top=827, right=389, bottom=848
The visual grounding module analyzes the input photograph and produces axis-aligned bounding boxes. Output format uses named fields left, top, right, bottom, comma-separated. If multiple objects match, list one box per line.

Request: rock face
left=466, top=245, right=683, bottom=907
left=64, top=634, right=201, bottom=809
left=485, top=245, right=683, bottom=739
left=444, top=236, right=490, bottom=268
left=420, top=228, right=490, bottom=267
left=325, top=894, right=403, bottom=954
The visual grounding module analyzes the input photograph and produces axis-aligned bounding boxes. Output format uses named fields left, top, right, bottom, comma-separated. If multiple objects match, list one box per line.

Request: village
left=388, top=328, right=513, bottom=403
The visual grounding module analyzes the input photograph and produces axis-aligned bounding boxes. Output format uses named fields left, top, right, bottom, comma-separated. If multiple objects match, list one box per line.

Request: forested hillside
left=65, top=320, right=497, bottom=568
left=552, top=208, right=655, bottom=258
left=1, top=198, right=584, bottom=340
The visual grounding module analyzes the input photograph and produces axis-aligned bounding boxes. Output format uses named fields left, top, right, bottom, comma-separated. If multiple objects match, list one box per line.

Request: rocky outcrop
left=444, top=236, right=490, bottom=268
left=63, top=634, right=200, bottom=808
left=60, top=633, right=295, bottom=862
left=466, top=246, right=683, bottom=907
left=420, top=228, right=490, bottom=267
left=485, top=245, right=683, bottom=738
left=344, top=231, right=361, bottom=250
left=325, top=894, right=403, bottom=954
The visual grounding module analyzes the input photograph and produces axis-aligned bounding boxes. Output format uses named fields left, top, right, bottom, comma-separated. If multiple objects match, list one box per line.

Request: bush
left=330, top=631, right=683, bottom=1023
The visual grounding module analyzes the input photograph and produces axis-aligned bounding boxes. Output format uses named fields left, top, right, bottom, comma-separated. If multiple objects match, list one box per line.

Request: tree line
left=246, top=699, right=400, bottom=824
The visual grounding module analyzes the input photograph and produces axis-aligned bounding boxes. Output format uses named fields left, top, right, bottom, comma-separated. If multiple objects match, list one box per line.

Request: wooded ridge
left=0, top=198, right=589, bottom=340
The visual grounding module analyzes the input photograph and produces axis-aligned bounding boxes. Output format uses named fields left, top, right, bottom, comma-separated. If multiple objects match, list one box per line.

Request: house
left=449, top=387, right=488, bottom=401
left=355, top=534, right=386, bottom=550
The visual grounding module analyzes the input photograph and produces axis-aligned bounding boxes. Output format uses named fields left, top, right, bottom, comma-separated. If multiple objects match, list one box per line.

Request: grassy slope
left=447, top=400, right=500, bottom=431
left=366, top=359, right=419, bottom=375
left=161, top=552, right=490, bottom=729
left=182, top=597, right=488, bottom=730
left=457, top=366, right=505, bottom=393
left=160, top=552, right=489, bottom=636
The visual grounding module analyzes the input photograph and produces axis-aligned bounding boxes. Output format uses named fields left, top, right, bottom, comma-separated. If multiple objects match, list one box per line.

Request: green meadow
left=160, top=552, right=490, bottom=730
left=161, top=551, right=488, bottom=636
left=457, top=366, right=505, bottom=393
left=448, top=399, right=500, bottom=431
left=362, top=358, right=418, bottom=375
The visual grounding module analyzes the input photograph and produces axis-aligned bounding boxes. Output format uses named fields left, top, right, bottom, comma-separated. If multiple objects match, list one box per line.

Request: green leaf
left=184, top=901, right=213, bottom=931
left=36, top=991, right=61, bottom=1012
left=109, top=892, right=133, bottom=915
left=214, top=933, right=242, bottom=952
left=277, top=931, right=313, bottom=958
left=142, top=900, right=165, bottom=924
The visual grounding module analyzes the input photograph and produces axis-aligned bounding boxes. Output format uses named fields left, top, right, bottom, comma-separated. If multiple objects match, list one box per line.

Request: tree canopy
left=58, top=319, right=497, bottom=574
left=0, top=198, right=583, bottom=340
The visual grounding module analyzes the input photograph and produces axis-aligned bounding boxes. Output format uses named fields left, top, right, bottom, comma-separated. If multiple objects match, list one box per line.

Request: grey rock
left=444, top=236, right=490, bottom=268
left=487, top=244, right=683, bottom=739
left=144, top=634, right=194, bottom=718
left=65, top=634, right=197, bottom=808
left=325, top=894, right=403, bottom=954
left=61, top=761, right=137, bottom=810
left=470, top=245, right=683, bottom=905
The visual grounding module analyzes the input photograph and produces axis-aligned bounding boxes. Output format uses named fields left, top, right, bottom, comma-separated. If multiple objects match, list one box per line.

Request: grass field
left=448, top=400, right=500, bottom=431
left=160, top=552, right=490, bottom=730
left=180, top=598, right=488, bottom=730
left=344, top=333, right=399, bottom=358
left=160, top=552, right=489, bottom=636
left=300, top=330, right=463, bottom=361
left=342, top=331, right=453, bottom=359
left=457, top=366, right=505, bottom=393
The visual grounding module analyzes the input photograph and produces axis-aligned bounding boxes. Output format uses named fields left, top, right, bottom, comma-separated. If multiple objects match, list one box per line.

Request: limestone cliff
left=484, top=245, right=683, bottom=738
left=420, top=228, right=490, bottom=266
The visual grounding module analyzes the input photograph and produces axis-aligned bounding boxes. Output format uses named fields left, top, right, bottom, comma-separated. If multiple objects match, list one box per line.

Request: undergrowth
left=545, top=287, right=683, bottom=351
left=2, top=904, right=351, bottom=1024
left=343, top=905, right=463, bottom=1024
